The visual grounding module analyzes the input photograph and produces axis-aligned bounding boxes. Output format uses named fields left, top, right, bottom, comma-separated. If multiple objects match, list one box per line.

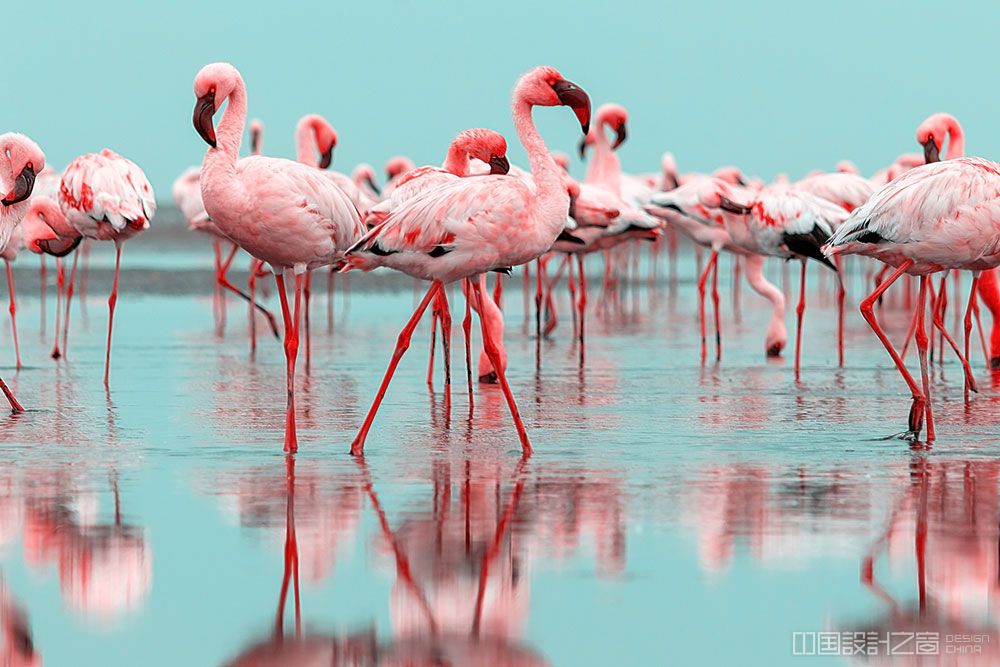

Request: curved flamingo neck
left=945, top=119, right=965, bottom=159
left=512, top=99, right=560, bottom=202
left=442, top=141, right=471, bottom=176
left=201, top=75, right=249, bottom=212
left=585, top=118, right=621, bottom=193
left=295, top=120, right=318, bottom=167
left=214, top=82, right=247, bottom=164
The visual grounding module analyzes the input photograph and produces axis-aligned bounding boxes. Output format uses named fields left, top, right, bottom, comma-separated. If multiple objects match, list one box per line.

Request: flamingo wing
left=61, top=149, right=156, bottom=230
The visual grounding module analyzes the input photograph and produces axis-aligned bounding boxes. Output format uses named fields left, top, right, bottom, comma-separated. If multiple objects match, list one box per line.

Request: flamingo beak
left=612, top=122, right=627, bottom=150
left=2, top=164, right=36, bottom=206
left=488, top=155, right=510, bottom=175
left=318, top=145, right=334, bottom=170
left=578, top=137, right=589, bottom=159
left=551, top=79, right=591, bottom=135
left=719, top=197, right=752, bottom=215
left=193, top=91, right=218, bottom=148
left=922, top=137, right=940, bottom=164
left=365, top=175, right=381, bottom=196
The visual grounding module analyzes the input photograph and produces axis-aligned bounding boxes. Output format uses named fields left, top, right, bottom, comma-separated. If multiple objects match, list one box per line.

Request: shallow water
left=0, top=217, right=998, bottom=666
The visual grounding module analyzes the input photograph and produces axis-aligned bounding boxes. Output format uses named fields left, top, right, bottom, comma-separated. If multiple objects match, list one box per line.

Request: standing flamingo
left=825, top=156, right=1000, bottom=441
left=0, top=133, right=45, bottom=412
left=192, top=62, right=365, bottom=452
left=343, top=64, right=591, bottom=457
left=58, top=149, right=155, bottom=386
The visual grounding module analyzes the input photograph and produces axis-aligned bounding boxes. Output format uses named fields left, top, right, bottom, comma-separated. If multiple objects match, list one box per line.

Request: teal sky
left=7, top=1, right=998, bottom=201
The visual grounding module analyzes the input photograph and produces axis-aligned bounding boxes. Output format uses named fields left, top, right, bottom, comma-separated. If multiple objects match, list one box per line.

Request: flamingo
left=382, top=156, right=417, bottom=196
left=0, top=133, right=45, bottom=412
left=824, top=156, right=1000, bottom=441
left=352, top=163, right=381, bottom=202
left=57, top=149, right=155, bottom=386
left=646, top=178, right=787, bottom=361
left=343, top=64, right=592, bottom=457
left=295, top=113, right=377, bottom=215
left=192, top=61, right=366, bottom=453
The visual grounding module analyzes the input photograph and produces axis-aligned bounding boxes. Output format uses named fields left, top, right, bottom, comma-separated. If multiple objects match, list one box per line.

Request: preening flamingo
left=192, top=61, right=366, bottom=453
left=647, top=178, right=787, bottom=360
left=352, top=163, right=381, bottom=202
left=382, top=156, right=416, bottom=196
left=58, top=149, right=155, bottom=386
left=344, top=64, right=592, bottom=457
left=825, top=156, right=1000, bottom=441
left=0, top=133, right=45, bottom=411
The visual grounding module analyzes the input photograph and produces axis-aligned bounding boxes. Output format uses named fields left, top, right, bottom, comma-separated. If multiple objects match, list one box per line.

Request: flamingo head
left=248, top=119, right=264, bottom=155
left=21, top=197, right=80, bottom=256
left=298, top=114, right=338, bottom=169
left=385, top=156, right=415, bottom=180
left=915, top=113, right=959, bottom=164
left=698, top=178, right=752, bottom=215
left=835, top=159, right=859, bottom=175
left=0, top=133, right=44, bottom=207
left=514, top=66, right=591, bottom=135
left=598, top=103, right=629, bottom=150
left=193, top=62, right=245, bottom=148
left=456, top=128, right=509, bottom=175
left=711, top=165, right=747, bottom=187
left=352, top=163, right=380, bottom=196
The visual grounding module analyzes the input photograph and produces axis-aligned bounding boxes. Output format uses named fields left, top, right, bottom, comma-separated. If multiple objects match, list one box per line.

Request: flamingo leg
left=836, top=257, right=845, bottom=368
left=303, top=271, right=311, bottom=374
left=39, top=256, right=46, bottom=338
left=794, top=261, right=807, bottom=381
left=327, top=268, right=335, bottom=334
left=859, top=260, right=926, bottom=437
left=577, top=254, right=588, bottom=367
left=61, top=251, right=80, bottom=359
left=218, top=253, right=280, bottom=339
left=929, top=279, right=977, bottom=397
left=522, top=261, right=531, bottom=331
left=462, top=279, right=474, bottom=405
left=274, top=271, right=303, bottom=453
left=351, top=281, right=442, bottom=456
left=103, top=245, right=122, bottom=388
left=248, top=258, right=258, bottom=356
left=696, top=250, right=718, bottom=365
left=427, top=292, right=439, bottom=389
left=439, top=287, right=453, bottom=408
left=51, top=258, right=63, bottom=359
left=493, top=273, right=503, bottom=307
left=275, top=454, right=300, bottom=636
left=711, top=251, right=721, bottom=362
left=534, top=258, right=543, bottom=370
left=471, top=279, right=532, bottom=456
left=914, top=277, right=935, bottom=442
left=0, top=374, right=22, bottom=412
left=4, top=260, right=20, bottom=370
left=567, top=255, right=578, bottom=339
left=212, top=239, right=222, bottom=334
left=964, top=274, right=980, bottom=402
left=731, top=255, right=742, bottom=324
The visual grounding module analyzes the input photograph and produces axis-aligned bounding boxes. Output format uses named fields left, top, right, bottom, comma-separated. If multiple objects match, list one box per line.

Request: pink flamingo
left=382, top=156, right=417, bottom=197
left=352, top=163, right=381, bottom=202
left=58, top=149, right=155, bottom=386
left=825, top=156, right=1000, bottom=441
left=647, top=178, right=787, bottom=360
left=0, top=133, right=45, bottom=412
left=362, top=128, right=509, bottom=393
left=344, top=64, right=591, bottom=457
left=295, top=113, right=377, bottom=215
left=192, top=62, right=366, bottom=453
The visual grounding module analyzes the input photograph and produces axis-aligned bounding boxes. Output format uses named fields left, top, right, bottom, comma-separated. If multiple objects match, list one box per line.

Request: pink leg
left=859, top=260, right=926, bottom=436
left=471, top=279, right=532, bottom=456
left=928, top=278, right=977, bottom=395
left=275, top=454, right=300, bottom=635
left=304, top=271, right=312, bottom=374
left=534, top=258, right=543, bottom=370
left=217, top=248, right=279, bottom=338
left=274, top=271, right=303, bottom=453
left=711, top=252, right=721, bottom=362
left=0, top=374, right=23, bottom=413
left=248, top=258, right=258, bottom=356
left=794, top=261, right=807, bottom=381
left=39, top=256, right=46, bottom=338
left=567, top=256, right=578, bottom=339
left=427, top=293, right=439, bottom=388
left=212, top=239, right=222, bottom=333
left=577, top=254, right=588, bottom=367
left=522, top=262, right=531, bottom=329
left=493, top=273, right=503, bottom=307
left=62, top=251, right=80, bottom=359
left=914, top=277, right=935, bottom=442
left=439, top=288, right=453, bottom=407
left=4, top=261, right=20, bottom=370
left=731, top=255, right=742, bottom=324
left=103, top=245, right=122, bottom=388
left=351, top=281, right=442, bottom=456
left=836, top=257, right=845, bottom=368
left=51, top=258, right=63, bottom=360
left=964, top=275, right=980, bottom=402
left=327, top=268, right=335, bottom=334
left=697, top=250, right=718, bottom=364
left=462, top=279, right=474, bottom=405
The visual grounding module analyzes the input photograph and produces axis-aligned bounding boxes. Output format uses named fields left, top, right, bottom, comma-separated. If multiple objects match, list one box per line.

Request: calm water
left=0, top=216, right=998, bottom=666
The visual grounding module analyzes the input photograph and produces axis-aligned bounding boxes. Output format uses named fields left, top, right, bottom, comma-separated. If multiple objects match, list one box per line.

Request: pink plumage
left=59, top=149, right=155, bottom=242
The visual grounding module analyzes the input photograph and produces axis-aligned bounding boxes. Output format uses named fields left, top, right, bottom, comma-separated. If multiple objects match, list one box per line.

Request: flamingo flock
left=0, top=63, right=998, bottom=452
